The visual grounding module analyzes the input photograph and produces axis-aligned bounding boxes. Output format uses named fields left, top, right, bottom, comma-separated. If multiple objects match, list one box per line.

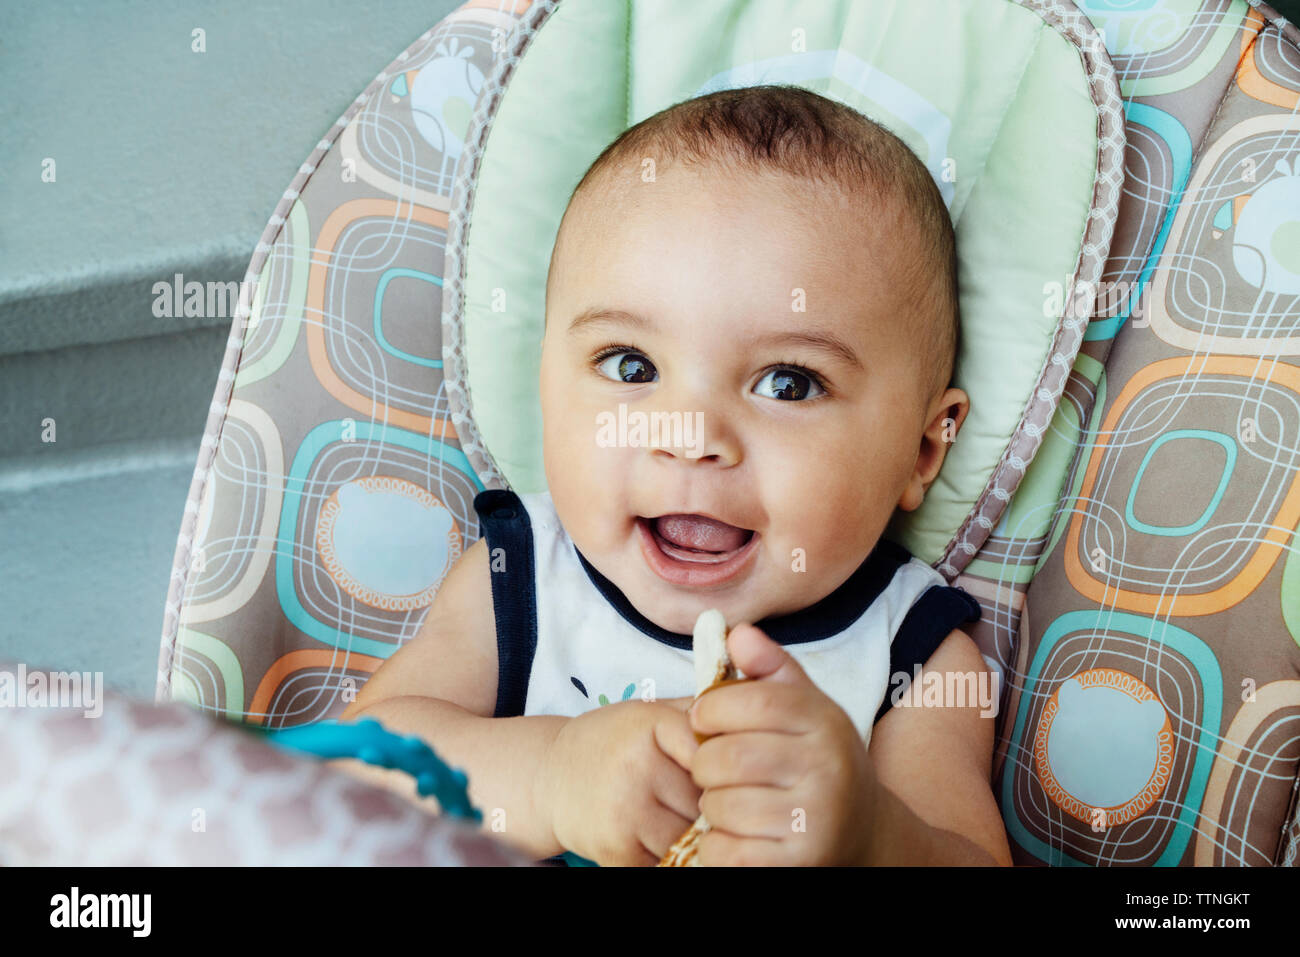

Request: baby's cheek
left=789, top=479, right=879, bottom=563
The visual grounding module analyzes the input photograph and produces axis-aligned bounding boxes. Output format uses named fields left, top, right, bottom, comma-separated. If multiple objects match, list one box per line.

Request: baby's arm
left=865, top=628, right=1013, bottom=865
left=334, top=537, right=567, bottom=860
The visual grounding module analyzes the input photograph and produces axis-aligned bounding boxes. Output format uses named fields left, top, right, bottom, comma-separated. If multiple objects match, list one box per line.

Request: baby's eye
left=595, top=350, right=658, bottom=384
left=753, top=367, right=825, bottom=401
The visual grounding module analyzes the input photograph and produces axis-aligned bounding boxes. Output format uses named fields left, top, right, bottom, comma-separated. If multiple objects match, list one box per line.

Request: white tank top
left=473, top=488, right=981, bottom=747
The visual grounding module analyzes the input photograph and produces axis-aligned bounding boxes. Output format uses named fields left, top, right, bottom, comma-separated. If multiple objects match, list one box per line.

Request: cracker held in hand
left=658, top=608, right=744, bottom=867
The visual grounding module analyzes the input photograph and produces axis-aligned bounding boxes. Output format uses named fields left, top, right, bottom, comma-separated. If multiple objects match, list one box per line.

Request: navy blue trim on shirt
left=573, top=538, right=913, bottom=648
left=472, top=489, right=539, bottom=719
left=873, top=584, right=983, bottom=725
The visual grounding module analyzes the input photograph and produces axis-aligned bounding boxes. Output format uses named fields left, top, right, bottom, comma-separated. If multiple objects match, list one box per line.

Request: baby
left=340, top=84, right=1012, bottom=867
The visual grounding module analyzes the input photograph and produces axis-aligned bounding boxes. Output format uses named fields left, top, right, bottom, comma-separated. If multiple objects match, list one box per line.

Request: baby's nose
left=645, top=408, right=740, bottom=467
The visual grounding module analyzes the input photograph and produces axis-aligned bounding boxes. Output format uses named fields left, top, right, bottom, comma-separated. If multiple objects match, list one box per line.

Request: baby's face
left=540, top=161, right=944, bottom=635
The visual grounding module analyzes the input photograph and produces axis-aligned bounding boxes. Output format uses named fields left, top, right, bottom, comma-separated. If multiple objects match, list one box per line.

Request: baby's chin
left=565, top=530, right=753, bottom=635
left=625, top=577, right=770, bottom=636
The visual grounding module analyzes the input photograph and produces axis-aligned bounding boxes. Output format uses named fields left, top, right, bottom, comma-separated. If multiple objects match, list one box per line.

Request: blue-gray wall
left=0, top=0, right=464, bottom=700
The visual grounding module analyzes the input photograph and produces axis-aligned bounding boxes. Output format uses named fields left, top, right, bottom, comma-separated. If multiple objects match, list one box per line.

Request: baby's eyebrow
left=748, top=329, right=863, bottom=370
left=566, top=307, right=651, bottom=336
left=567, top=307, right=862, bottom=370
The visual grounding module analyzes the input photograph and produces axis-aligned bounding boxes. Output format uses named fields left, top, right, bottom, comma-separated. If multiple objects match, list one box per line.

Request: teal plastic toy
left=253, top=716, right=598, bottom=866
left=255, top=717, right=479, bottom=821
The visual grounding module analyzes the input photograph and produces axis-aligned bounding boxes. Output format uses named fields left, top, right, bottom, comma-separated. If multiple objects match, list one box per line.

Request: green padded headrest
left=455, top=0, right=1121, bottom=571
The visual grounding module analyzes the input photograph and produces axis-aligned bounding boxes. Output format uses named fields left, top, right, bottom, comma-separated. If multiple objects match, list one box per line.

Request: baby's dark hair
left=549, top=83, right=960, bottom=403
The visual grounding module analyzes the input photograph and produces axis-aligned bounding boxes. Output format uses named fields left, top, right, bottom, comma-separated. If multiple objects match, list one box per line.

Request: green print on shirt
left=570, top=676, right=638, bottom=707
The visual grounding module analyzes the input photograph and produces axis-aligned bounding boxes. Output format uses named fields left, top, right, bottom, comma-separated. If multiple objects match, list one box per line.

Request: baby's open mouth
left=646, top=514, right=754, bottom=561
left=635, top=513, right=760, bottom=587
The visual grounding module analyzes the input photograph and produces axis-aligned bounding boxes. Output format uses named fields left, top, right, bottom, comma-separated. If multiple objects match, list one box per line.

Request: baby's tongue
left=653, top=514, right=748, bottom=552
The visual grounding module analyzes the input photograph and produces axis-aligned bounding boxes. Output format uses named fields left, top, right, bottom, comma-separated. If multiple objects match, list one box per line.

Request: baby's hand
left=536, top=696, right=700, bottom=866
left=688, top=623, right=876, bottom=865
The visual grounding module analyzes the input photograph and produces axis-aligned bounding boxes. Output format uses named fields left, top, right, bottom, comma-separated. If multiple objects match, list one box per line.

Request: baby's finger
left=633, top=844, right=662, bottom=868
left=690, top=680, right=821, bottom=737
left=700, top=784, right=802, bottom=840
left=697, top=827, right=789, bottom=867
left=603, top=840, right=659, bottom=868
left=658, top=695, right=696, bottom=712
left=653, top=706, right=701, bottom=771
left=693, top=731, right=803, bottom=790
left=651, top=752, right=703, bottom=822
left=638, top=801, right=698, bottom=860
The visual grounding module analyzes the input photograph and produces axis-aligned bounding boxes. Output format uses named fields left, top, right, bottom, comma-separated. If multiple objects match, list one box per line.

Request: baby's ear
left=926, top=386, right=970, bottom=443
left=898, top=387, right=971, bottom=512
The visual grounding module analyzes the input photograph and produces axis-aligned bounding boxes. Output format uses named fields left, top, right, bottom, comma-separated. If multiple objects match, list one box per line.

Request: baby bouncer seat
left=144, top=0, right=1300, bottom=866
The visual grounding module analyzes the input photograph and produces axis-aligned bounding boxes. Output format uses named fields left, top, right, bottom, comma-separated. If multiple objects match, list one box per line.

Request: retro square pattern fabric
left=982, top=1, right=1300, bottom=867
